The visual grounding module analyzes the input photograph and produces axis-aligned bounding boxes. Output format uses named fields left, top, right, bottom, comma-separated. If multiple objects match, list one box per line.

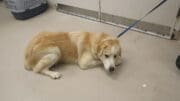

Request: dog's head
left=96, top=37, right=122, bottom=72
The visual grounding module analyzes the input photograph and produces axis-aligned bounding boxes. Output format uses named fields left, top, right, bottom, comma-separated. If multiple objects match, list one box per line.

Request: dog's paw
left=50, top=72, right=62, bottom=79
left=79, top=66, right=89, bottom=70
left=115, top=58, right=122, bottom=66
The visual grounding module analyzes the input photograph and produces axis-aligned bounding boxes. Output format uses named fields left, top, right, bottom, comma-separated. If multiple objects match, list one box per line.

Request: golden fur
left=24, top=31, right=121, bottom=79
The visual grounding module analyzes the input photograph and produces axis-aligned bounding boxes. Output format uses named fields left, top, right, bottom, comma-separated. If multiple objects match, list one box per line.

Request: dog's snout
left=109, top=67, right=115, bottom=72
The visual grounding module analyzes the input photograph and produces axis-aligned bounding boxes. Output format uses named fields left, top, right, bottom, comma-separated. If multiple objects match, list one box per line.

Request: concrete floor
left=0, top=2, right=180, bottom=101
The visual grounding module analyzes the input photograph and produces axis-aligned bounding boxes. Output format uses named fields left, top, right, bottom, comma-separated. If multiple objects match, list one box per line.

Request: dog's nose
left=109, top=67, right=115, bottom=72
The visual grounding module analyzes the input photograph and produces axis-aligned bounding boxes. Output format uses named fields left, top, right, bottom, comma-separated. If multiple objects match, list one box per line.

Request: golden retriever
left=24, top=31, right=122, bottom=79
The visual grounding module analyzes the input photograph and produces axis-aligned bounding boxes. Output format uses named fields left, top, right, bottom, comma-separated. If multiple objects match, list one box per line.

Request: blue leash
left=117, top=0, right=167, bottom=38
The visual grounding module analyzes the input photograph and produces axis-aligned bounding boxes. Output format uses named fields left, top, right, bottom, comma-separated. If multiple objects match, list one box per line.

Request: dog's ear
left=94, top=41, right=108, bottom=57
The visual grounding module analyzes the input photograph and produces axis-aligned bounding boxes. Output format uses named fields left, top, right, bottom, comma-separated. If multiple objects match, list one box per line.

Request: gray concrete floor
left=0, top=2, right=180, bottom=101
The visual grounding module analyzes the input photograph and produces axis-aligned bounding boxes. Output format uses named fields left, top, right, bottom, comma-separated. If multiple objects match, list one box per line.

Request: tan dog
left=24, top=31, right=122, bottom=79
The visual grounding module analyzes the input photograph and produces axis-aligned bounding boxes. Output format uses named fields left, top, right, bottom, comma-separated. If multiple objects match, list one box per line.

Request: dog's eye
left=114, top=55, right=117, bottom=58
left=105, top=54, right=109, bottom=58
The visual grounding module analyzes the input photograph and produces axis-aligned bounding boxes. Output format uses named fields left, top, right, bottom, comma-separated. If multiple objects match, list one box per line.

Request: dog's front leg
left=115, top=57, right=122, bottom=66
left=78, top=52, right=102, bottom=70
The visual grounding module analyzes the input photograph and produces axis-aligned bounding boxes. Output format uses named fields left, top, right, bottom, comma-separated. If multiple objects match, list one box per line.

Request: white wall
left=57, top=0, right=99, bottom=11
left=55, top=0, right=180, bottom=29
left=101, top=0, right=180, bottom=28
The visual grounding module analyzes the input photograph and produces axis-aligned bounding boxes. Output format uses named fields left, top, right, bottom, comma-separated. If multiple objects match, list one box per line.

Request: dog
left=24, top=31, right=122, bottom=79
